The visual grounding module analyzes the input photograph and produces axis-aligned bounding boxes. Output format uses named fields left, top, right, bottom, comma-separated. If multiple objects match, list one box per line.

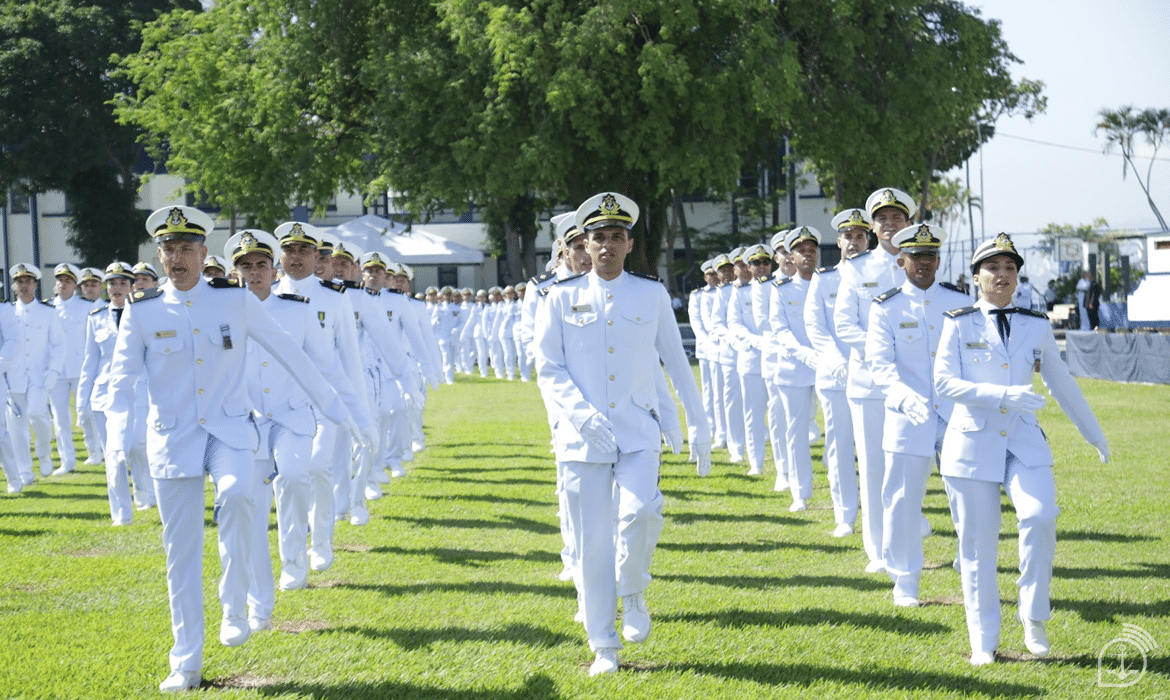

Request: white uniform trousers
left=47, top=377, right=79, bottom=471
left=563, top=450, right=664, bottom=652
left=500, top=336, right=517, bottom=380
left=7, top=388, right=53, bottom=479
left=266, top=420, right=315, bottom=587
left=848, top=397, right=886, bottom=567
left=96, top=411, right=140, bottom=524
left=308, top=418, right=338, bottom=563
left=489, top=337, right=505, bottom=379
left=556, top=460, right=576, bottom=573
left=246, top=463, right=276, bottom=624
left=764, top=377, right=791, bottom=486
left=437, top=339, right=455, bottom=384
left=944, top=453, right=1058, bottom=655
left=719, top=363, right=745, bottom=461
left=474, top=336, right=490, bottom=377
left=156, top=434, right=255, bottom=674
left=700, top=359, right=725, bottom=448
left=738, top=372, right=767, bottom=472
left=0, top=416, right=21, bottom=490
left=79, top=410, right=103, bottom=464
left=777, top=385, right=815, bottom=500
left=514, top=335, right=530, bottom=381
left=816, top=386, right=857, bottom=526
left=881, top=419, right=945, bottom=600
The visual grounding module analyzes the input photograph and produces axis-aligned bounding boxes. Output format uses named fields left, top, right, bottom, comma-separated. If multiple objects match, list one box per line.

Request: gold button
left=607, top=320, right=613, bottom=326
left=193, top=328, right=200, bottom=334
left=609, top=402, right=615, bottom=408
left=1001, top=408, right=1008, bottom=414
left=196, top=359, right=202, bottom=364
left=929, top=325, right=934, bottom=330
left=925, top=300, right=931, bottom=305
left=264, top=388, right=270, bottom=393
left=1002, top=363, right=1009, bottom=369
left=267, top=413, right=272, bottom=417
left=262, top=362, right=268, bottom=367
left=933, top=404, right=939, bottom=410
left=164, top=349, right=170, bottom=354
left=930, top=351, right=936, bottom=357
left=198, top=389, right=204, bottom=395
left=155, top=422, right=162, bottom=428
left=1000, top=430, right=1007, bottom=436
left=607, top=294, right=612, bottom=299
left=636, top=317, right=641, bottom=321
left=200, top=419, right=206, bottom=424
left=609, top=375, right=615, bottom=380
left=973, top=358, right=979, bottom=363
left=608, top=347, right=614, bottom=353
left=186, top=301, right=192, bottom=307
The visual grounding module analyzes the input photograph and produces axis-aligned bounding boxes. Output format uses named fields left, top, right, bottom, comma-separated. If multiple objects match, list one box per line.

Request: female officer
left=934, top=233, right=1110, bottom=666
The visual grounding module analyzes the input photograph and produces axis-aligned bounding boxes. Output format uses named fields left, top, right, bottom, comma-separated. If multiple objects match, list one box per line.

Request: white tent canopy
left=320, top=214, right=484, bottom=265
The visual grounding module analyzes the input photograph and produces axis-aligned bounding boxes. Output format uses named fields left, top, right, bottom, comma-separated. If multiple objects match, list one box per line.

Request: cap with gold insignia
left=427, top=286, right=441, bottom=295
left=316, top=231, right=338, bottom=254
left=700, top=258, right=716, bottom=274
left=10, top=263, right=41, bottom=281
left=769, top=230, right=791, bottom=252
left=831, top=208, right=874, bottom=231
left=384, top=261, right=404, bottom=277
left=397, top=263, right=414, bottom=280
left=79, top=267, right=104, bottom=283
left=544, top=257, right=558, bottom=272
left=203, top=255, right=228, bottom=273
left=503, top=285, right=515, bottom=294
left=332, top=240, right=363, bottom=262
left=745, top=243, right=775, bottom=262
left=515, top=281, right=527, bottom=292
left=971, top=233, right=1024, bottom=273
left=103, top=261, right=135, bottom=282
left=274, top=221, right=321, bottom=247
left=132, top=261, right=159, bottom=279
left=145, top=206, right=215, bottom=242
left=713, top=253, right=733, bottom=269
left=575, top=192, right=639, bottom=232
left=731, top=246, right=749, bottom=264
left=784, top=226, right=822, bottom=251
left=475, top=289, right=487, bottom=298
left=865, top=188, right=917, bottom=219
left=224, top=229, right=280, bottom=263
left=551, top=211, right=585, bottom=244
left=892, top=223, right=947, bottom=253
left=53, top=263, right=80, bottom=281
left=360, top=251, right=389, bottom=270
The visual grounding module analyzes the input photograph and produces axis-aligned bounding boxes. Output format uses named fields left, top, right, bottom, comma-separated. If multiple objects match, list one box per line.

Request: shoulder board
left=628, top=271, right=661, bottom=283
left=37, top=298, right=55, bottom=307
left=944, top=306, right=979, bottom=318
left=207, top=278, right=242, bottom=289
left=364, top=287, right=381, bottom=297
left=938, top=282, right=964, bottom=293
left=1015, top=308, right=1048, bottom=320
left=874, top=287, right=902, bottom=304
left=755, top=275, right=770, bottom=283
left=387, top=288, right=405, bottom=295
left=89, top=306, right=105, bottom=315
left=540, top=272, right=586, bottom=296
left=130, top=288, right=162, bottom=303
left=815, top=265, right=837, bottom=274
left=531, top=270, right=555, bottom=285
left=319, top=279, right=346, bottom=293
left=342, top=280, right=361, bottom=290
left=79, top=297, right=95, bottom=303
left=276, top=293, right=308, bottom=304
left=846, top=250, right=871, bottom=261
left=773, top=276, right=792, bottom=287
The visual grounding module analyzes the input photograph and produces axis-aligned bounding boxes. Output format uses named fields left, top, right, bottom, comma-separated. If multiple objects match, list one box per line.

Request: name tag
left=899, top=322, right=918, bottom=328
left=862, top=282, right=879, bottom=288
left=966, top=341, right=988, bottom=349
left=829, top=293, right=837, bottom=298
left=155, top=330, right=176, bottom=339
left=571, top=304, right=591, bottom=312
left=788, top=301, right=801, bottom=306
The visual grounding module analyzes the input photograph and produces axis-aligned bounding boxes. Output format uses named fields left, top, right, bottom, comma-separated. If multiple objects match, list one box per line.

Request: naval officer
left=104, top=206, right=362, bottom=692
left=534, top=192, right=710, bottom=676
left=935, top=234, right=1109, bottom=665
left=49, top=263, right=91, bottom=475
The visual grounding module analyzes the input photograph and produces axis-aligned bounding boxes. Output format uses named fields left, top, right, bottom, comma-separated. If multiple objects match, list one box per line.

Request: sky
left=952, top=0, right=1170, bottom=238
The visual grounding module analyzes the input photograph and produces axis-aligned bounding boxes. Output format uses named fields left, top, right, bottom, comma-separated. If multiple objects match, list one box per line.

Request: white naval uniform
left=726, top=279, right=767, bottom=473
left=934, top=299, right=1105, bottom=657
left=0, top=303, right=23, bottom=491
left=49, top=294, right=94, bottom=472
left=497, top=298, right=521, bottom=380
left=752, top=274, right=789, bottom=484
left=834, top=248, right=904, bottom=567
left=708, top=282, right=744, bottom=461
left=804, top=266, right=857, bottom=527
left=535, top=270, right=708, bottom=653
left=435, top=300, right=460, bottom=383
left=105, top=279, right=351, bottom=677
left=402, top=292, right=442, bottom=453
left=697, top=284, right=725, bottom=448
left=7, top=298, right=65, bottom=480
left=769, top=275, right=818, bottom=502
left=866, top=280, right=969, bottom=600
left=688, top=286, right=719, bottom=449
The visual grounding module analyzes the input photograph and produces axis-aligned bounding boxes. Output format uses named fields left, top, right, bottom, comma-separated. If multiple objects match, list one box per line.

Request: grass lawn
left=0, top=371, right=1167, bottom=699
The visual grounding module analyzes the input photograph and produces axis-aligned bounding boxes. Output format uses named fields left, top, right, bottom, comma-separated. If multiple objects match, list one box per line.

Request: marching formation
left=0, top=186, right=1112, bottom=687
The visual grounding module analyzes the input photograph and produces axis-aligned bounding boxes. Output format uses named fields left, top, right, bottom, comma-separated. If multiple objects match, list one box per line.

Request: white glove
left=105, top=450, right=126, bottom=467
left=693, top=442, right=712, bottom=476
left=662, top=425, right=683, bottom=455
left=796, top=347, right=818, bottom=370
left=1002, top=386, right=1046, bottom=413
left=580, top=412, right=618, bottom=453
left=899, top=393, right=930, bottom=426
left=344, top=417, right=364, bottom=448
left=831, top=363, right=849, bottom=386
left=1093, top=439, right=1111, bottom=464
left=43, top=370, right=59, bottom=392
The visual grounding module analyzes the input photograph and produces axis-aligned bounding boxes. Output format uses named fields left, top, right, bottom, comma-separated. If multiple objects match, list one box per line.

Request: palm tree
left=1095, top=106, right=1168, bottom=231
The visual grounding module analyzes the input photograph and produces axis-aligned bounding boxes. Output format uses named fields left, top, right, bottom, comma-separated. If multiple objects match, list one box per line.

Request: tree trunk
left=504, top=219, right=522, bottom=284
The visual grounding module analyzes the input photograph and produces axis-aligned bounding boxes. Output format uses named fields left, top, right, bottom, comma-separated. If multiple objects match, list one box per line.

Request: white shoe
left=21, top=474, right=35, bottom=487
left=136, top=502, right=155, bottom=511
left=411, top=440, right=425, bottom=453
left=1021, top=615, right=1050, bottom=656
left=309, top=547, right=333, bottom=572
left=84, top=455, right=102, bottom=466
left=953, top=557, right=961, bottom=573
left=365, top=482, right=383, bottom=501
left=589, top=648, right=619, bottom=676
left=969, top=650, right=995, bottom=666
left=574, top=606, right=585, bottom=623
left=557, top=566, right=574, bottom=582
left=747, top=465, right=763, bottom=476
left=159, top=669, right=201, bottom=692
left=865, top=560, right=886, bottom=574
left=773, top=477, right=789, bottom=493
left=112, top=518, right=131, bottom=527
left=728, top=454, right=744, bottom=464
left=621, top=592, right=651, bottom=643
left=279, top=556, right=308, bottom=590
left=788, top=498, right=807, bottom=512
left=219, top=616, right=250, bottom=647
left=248, top=616, right=274, bottom=632
left=832, top=522, right=854, bottom=538
left=920, top=515, right=932, bottom=538
left=893, top=595, right=920, bottom=608
left=373, top=468, right=391, bottom=484
left=390, top=463, right=406, bottom=478
left=51, top=466, right=74, bottom=476
left=6, top=483, right=21, bottom=495
left=38, top=462, right=52, bottom=477
left=350, top=505, right=370, bottom=526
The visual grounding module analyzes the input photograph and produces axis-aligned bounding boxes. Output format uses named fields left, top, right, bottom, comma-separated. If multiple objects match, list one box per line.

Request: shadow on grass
left=381, top=515, right=559, bottom=535
left=336, top=580, right=574, bottom=600
left=657, top=540, right=853, bottom=555
left=0, top=510, right=109, bottom=521
left=671, top=661, right=1041, bottom=697
left=332, top=621, right=575, bottom=651
left=425, top=476, right=553, bottom=487
left=251, top=672, right=562, bottom=699
left=668, top=512, right=811, bottom=527
left=1052, top=596, right=1170, bottom=622
left=0, top=527, right=49, bottom=538
left=7, top=489, right=109, bottom=501
left=656, top=573, right=889, bottom=592
left=660, top=488, right=767, bottom=502
left=414, top=493, right=551, bottom=508
left=1056, top=529, right=1159, bottom=544
left=426, top=464, right=549, bottom=475
left=658, top=607, right=950, bottom=636
left=371, top=545, right=560, bottom=567
left=1053, top=562, right=1170, bottom=580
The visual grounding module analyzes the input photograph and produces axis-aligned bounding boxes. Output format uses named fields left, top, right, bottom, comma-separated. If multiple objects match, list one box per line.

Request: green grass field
left=1, top=371, right=1167, bottom=699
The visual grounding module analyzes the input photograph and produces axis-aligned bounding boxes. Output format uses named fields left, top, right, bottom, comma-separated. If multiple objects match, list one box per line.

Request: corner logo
left=1098, top=623, right=1157, bottom=688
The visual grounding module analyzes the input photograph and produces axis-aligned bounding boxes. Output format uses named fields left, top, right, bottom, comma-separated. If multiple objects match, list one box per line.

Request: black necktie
left=989, top=308, right=1015, bottom=344
left=113, top=307, right=124, bottom=329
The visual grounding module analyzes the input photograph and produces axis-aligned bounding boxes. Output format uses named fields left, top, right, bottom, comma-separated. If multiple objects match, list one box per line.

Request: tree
left=0, top=0, right=197, bottom=264
left=1095, top=106, right=1169, bottom=232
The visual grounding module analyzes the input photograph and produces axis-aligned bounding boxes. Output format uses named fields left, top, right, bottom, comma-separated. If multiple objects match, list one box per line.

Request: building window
left=8, top=186, right=29, bottom=214
left=438, top=265, right=458, bottom=288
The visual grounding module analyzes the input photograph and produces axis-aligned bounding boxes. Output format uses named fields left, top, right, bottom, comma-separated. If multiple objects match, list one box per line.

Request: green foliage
left=1095, top=105, right=1169, bottom=231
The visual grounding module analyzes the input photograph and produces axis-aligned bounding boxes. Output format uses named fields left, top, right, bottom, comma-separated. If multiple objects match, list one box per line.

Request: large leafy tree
left=0, top=0, right=198, bottom=264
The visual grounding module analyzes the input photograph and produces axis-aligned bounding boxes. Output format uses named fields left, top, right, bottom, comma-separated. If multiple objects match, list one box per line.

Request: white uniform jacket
left=866, top=280, right=970, bottom=456
left=105, top=280, right=351, bottom=479
left=8, top=298, right=65, bottom=393
left=352, top=288, right=415, bottom=382
left=769, top=276, right=816, bottom=387
left=751, top=276, right=778, bottom=380
left=803, top=267, right=849, bottom=390
left=0, top=303, right=20, bottom=379
left=383, top=290, right=441, bottom=385
left=833, top=249, right=904, bottom=399
left=687, top=287, right=710, bottom=362
left=77, top=305, right=123, bottom=413
left=520, top=269, right=566, bottom=362
left=934, top=299, right=1105, bottom=481
left=706, top=283, right=738, bottom=366
left=535, top=271, right=708, bottom=463
left=55, top=295, right=94, bottom=379
left=726, top=280, right=763, bottom=375
left=407, top=295, right=443, bottom=377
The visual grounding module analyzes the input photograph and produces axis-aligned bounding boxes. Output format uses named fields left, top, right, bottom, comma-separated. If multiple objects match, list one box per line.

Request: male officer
left=0, top=289, right=22, bottom=493
left=78, top=267, right=105, bottom=302
left=132, top=261, right=160, bottom=292
left=805, top=209, right=869, bottom=537
left=707, top=250, right=745, bottom=462
left=534, top=192, right=710, bottom=676
left=834, top=188, right=913, bottom=573
left=202, top=255, right=228, bottom=280
left=727, top=244, right=770, bottom=476
left=760, top=232, right=792, bottom=490
left=76, top=266, right=108, bottom=463
left=866, top=224, right=969, bottom=607
left=689, top=260, right=721, bottom=451
left=105, top=206, right=362, bottom=692
left=7, top=263, right=65, bottom=482
left=49, top=263, right=92, bottom=475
